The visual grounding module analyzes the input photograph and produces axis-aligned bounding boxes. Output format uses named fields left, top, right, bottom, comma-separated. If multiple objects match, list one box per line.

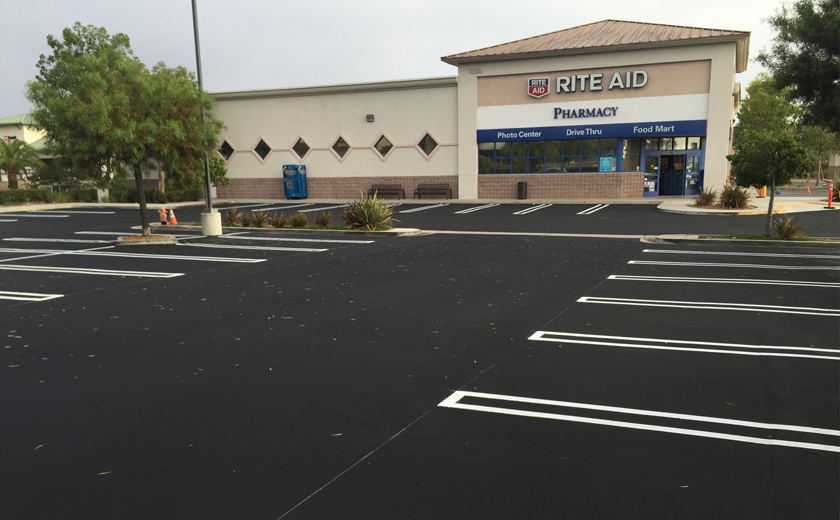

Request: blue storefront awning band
left=477, top=120, right=707, bottom=142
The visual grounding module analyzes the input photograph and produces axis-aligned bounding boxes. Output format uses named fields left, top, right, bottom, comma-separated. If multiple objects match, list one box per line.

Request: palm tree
left=0, top=139, right=44, bottom=189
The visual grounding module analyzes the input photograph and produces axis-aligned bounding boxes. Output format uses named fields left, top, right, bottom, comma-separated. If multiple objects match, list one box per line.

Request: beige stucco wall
left=0, top=124, right=46, bottom=145
left=455, top=42, right=741, bottom=197
left=214, top=79, right=458, bottom=183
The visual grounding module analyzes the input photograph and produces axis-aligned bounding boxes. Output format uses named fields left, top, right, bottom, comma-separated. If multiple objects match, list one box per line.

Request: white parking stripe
left=218, top=203, right=272, bottom=209
left=0, top=264, right=183, bottom=278
left=5, top=238, right=113, bottom=244
left=0, top=247, right=266, bottom=263
left=32, top=210, right=116, bottom=214
left=0, top=214, right=69, bottom=218
left=577, top=204, right=609, bottom=215
left=513, top=204, right=552, bottom=215
left=439, top=391, right=840, bottom=452
left=297, top=204, right=349, bottom=213
left=455, top=204, right=499, bottom=214
left=0, top=219, right=18, bottom=222
left=577, top=296, right=840, bottom=316
left=221, top=236, right=373, bottom=244
left=75, top=231, right=199, bottom=237
left=608, top=274, right=840, bottom=288
left=399, top=204, right=449, bottom=213
left=252, top=203, right=315, bottom=212
left=642, top=249, right=840, bottom=260
left=178, top=243, right=327, bottom=253
left=530, top=330, right=839, bottom=356
left=0, top=290, right=64, bottom=302
left=629, top=260, right=840, bottom=271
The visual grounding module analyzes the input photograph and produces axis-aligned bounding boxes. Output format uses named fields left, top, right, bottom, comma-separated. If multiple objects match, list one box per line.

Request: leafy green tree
left=734, top=74, right=797, bottom=145
left=799, top=126, right=840, bottom=185
left=728, top=133, right=811, bottom=235
left=757, top=0, right=839, bottom=129
left=167, top=153, right=229, bottom=190
left=26, top=23, right=223, bottom=235
left=0, top=140, right=44, bottom=190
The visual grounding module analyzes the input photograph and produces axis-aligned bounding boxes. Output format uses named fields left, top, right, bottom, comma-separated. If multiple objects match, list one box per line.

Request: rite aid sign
left=528, top=70, right=649, bottom=97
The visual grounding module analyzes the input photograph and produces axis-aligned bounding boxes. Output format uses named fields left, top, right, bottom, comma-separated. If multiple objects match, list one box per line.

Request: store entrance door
left=659, top=155, right=686, bottom=196
left=643, top=157, right=659, bottom=197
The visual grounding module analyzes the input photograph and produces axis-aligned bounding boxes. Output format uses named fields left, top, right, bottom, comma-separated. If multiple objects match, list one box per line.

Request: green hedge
left=65, top=188, right=97, bottom=202
left=0, top=189, right=52, bottom=205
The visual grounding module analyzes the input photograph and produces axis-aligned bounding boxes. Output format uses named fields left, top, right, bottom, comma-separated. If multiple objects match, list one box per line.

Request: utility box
left=282, top=165, right=308, bottom=199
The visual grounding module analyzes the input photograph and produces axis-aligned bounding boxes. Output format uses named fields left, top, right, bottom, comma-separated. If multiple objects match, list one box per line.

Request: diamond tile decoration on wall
left=292, top=138, right=310, bottom=160
left=254, top=139, right=271, bottom=160
left=418, top=133, right=438, bottom=156
left=218, top=140, right=235, bottom=161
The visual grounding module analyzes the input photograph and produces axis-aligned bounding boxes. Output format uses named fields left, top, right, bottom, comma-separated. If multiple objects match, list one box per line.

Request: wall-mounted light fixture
left=366, top=114, right=374, bottom=122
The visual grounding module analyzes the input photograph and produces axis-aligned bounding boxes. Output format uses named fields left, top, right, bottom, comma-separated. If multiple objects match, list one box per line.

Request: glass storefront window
left=497, top=142, right=512, bottom=158
left=581, top=156, right=599, bottom=172
left=660, top=137, right=674, bottom=151
left=623, top=138, right=641, bottom=155
left=645, top=138, right=659, bottom=151
left=494, top=157, right=511, bottom=174
left=478, top=143, right=495, bottom=159
left=672, top=137, right=687, bottom=150
left=529, top=140, right=545, bottom=158
left=512, top=158, right=528, bottom=173
left=546, top=140, right=563, bottom=157
left=512, top=141, right=527, bottom=157
left=623, top=155, right=641, bottom=172
left=563, top=157, right=581, bottom=172
left=564, top=140, right=581, bottom=156
left=545, top=157, right=563, bottom=173
left=688, top=137, right=701, bottom=150
left=529, top=157, right=546, bottom=173
left=478, top=159, right=494, bottom=174
left=581, top=139, right=599, bottom=156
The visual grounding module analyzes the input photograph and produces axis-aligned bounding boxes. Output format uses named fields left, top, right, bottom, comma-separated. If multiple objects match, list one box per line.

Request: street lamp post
left=191, top=0, right=222, bottom=236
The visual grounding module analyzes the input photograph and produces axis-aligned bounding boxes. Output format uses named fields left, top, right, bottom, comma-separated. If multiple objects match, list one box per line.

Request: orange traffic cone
left=169, top=207, right=178, bottom=225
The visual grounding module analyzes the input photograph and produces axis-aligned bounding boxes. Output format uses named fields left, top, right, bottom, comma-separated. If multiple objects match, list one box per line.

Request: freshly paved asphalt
left=1, top=207, right=837, bottom=519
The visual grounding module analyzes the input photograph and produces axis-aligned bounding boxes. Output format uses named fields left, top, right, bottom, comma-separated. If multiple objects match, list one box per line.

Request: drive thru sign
left=528, top=78, right=550, bottom=98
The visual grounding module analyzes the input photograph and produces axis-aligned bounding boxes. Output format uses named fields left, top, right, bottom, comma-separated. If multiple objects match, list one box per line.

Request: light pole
left=191, top=0, right=223, bottom=236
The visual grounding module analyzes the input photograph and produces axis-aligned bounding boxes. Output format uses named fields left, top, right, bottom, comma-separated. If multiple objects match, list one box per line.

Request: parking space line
left=399, top=204, right=449, bottom=213
left=642, top=249, right=840, bottom=260
left=75, top=231, right=200, bottom=237
left=513, top=204, right=552, bottom=215
left=31, top=210, right=116, bottom=214
left=222, top=236, right=374, bottom=244
left=577, top=204, right=609, bottom=215
left=439, top=391, right=840, bottom=452
left=629, top=260, right=840, bottom=271
left=254, top=203, right=315, bottom=212
left=608, top=274, right=840, bottom=288
left=297, top=204, right=349, bottom=213
left=217, top=203, right=273, bottom=210
left=577, top=296, right=840, bottom=316
left=0, top=290, right=64, bottom=302
left=454, top=204, right=499, bottom=214
left=4, top=238, right=113, bottom=244
left=178, top=243, right=327, bottom=253
left=0, top=247, right=266, bottom=263
left=0, top=264, right=183, bottom=278
left=0, top=214, right=69, bottom=218
left=0, top=219, right=18, bottom=222
left=529, top=331, right=839, bottom=357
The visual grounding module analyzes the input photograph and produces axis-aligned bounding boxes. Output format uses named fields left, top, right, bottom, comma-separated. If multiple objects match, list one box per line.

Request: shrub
left=0, top=188, right=51, bottom=205
left=693, top=187, right=717, bottom=206
left=224, top=205, right=242, bottom=225
left=833, top=178, right=840, bottom=202
left=166, top=186, right=201, bottom=202
left=342, top=191, right=396, bottom=231
left=251, top=210, right=269, bottom=228
left=240, top=212, right=253, bottom=227
left=65, top=188, right=97, bottom=202
left=772, top=215, right=805, bottom=239
left=268, top=212, right=289, bottom=228
left=46, top=191, right=69, bottom=203
left=719, top=185, right=751, bottom=209
left=313, top=210, right=333, bottom=228
left=289, top=212, right=308, bottom=228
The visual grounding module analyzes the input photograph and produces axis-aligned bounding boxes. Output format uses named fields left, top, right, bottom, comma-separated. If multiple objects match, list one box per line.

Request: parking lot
left=1, top=205, right=838, bottom=519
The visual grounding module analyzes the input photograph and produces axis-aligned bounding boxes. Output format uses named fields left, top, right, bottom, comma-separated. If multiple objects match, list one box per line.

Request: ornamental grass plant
left=250, top=210, right=269, bottom=228
left=268, top=212, right=289, bottom=228
left=289, top=212, right=308, bottom=228
left=772, top=215, right=805, bottom=239
left=224, top=205, right=243, bottom=225
left=693, top=187, right=717, bottom=206
left=313, top=210, right=333, bottom=228
left=342, top=191, right=396, bottom=231
left=719, top=185, right=752, bottom=209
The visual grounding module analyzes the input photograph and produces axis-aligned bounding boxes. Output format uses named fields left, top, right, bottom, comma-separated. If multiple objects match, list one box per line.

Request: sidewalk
left=657, top=195, right=835, bottom=215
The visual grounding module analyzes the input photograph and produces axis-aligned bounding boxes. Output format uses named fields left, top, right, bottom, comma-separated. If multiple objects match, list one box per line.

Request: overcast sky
left=3, top=0, right=783, bottom=118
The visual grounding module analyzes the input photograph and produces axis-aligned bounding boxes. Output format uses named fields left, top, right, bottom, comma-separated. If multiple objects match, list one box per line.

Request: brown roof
left=442, top=20, right=750, bottom=71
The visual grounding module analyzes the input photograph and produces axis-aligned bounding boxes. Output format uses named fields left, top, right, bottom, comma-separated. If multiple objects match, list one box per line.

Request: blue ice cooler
left=282, top=165, right=308, bottom=199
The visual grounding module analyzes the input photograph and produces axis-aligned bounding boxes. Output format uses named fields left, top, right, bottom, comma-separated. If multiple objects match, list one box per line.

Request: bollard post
left=825, top=185, right=835, bottom=209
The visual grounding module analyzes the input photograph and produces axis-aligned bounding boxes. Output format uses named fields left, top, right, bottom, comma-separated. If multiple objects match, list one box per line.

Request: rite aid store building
left=213, top=20, right=749, bottom=200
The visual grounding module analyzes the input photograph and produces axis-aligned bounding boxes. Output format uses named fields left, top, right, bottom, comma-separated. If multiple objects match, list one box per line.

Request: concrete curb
left=654, top=234, right=840, bottom=249
left=116, top=235, right=178, bottom=246
left=656, top=206, right=786, bottom=216
left=147, top=224, right=423, bottom=237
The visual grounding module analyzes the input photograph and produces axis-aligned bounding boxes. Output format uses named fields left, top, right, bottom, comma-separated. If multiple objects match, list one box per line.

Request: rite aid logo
left=527, top=78, right=550, bottom=98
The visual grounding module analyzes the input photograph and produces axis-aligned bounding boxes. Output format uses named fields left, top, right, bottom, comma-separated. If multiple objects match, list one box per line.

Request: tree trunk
left=158, top=167, right=165, bottom=193
left=764, top=177, right=776, bottom=237
left=133, top=163, right=151, bottom=236
left=816, top=154, right=823, bottom=186
left=8, top=169, right=18, bottom=190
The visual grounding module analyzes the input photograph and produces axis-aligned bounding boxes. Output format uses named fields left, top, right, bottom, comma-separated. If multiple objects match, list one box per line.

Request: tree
left=26, top=23, right=223, bottom=235
left=799, top=127, right=840, bottom=185
left=0, top=140, right=44, bottom=190
left=728, top=133, right=811, bottom=235
left=757, top=0, right=840, bottom=129
left=166, top=153, right=229, bottom=190
left=734, top=74, right=797, bottom=145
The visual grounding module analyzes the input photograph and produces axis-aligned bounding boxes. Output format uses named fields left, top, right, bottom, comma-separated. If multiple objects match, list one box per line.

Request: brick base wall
left=217, top=176, right=459, bottom=200
left=478, top=172, right=643, bottom=199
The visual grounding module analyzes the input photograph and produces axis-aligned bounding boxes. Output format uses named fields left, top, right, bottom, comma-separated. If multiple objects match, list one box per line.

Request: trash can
left=283, top=165, right=308, bottom=199
left=517, top=181, right=527, bottom=200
